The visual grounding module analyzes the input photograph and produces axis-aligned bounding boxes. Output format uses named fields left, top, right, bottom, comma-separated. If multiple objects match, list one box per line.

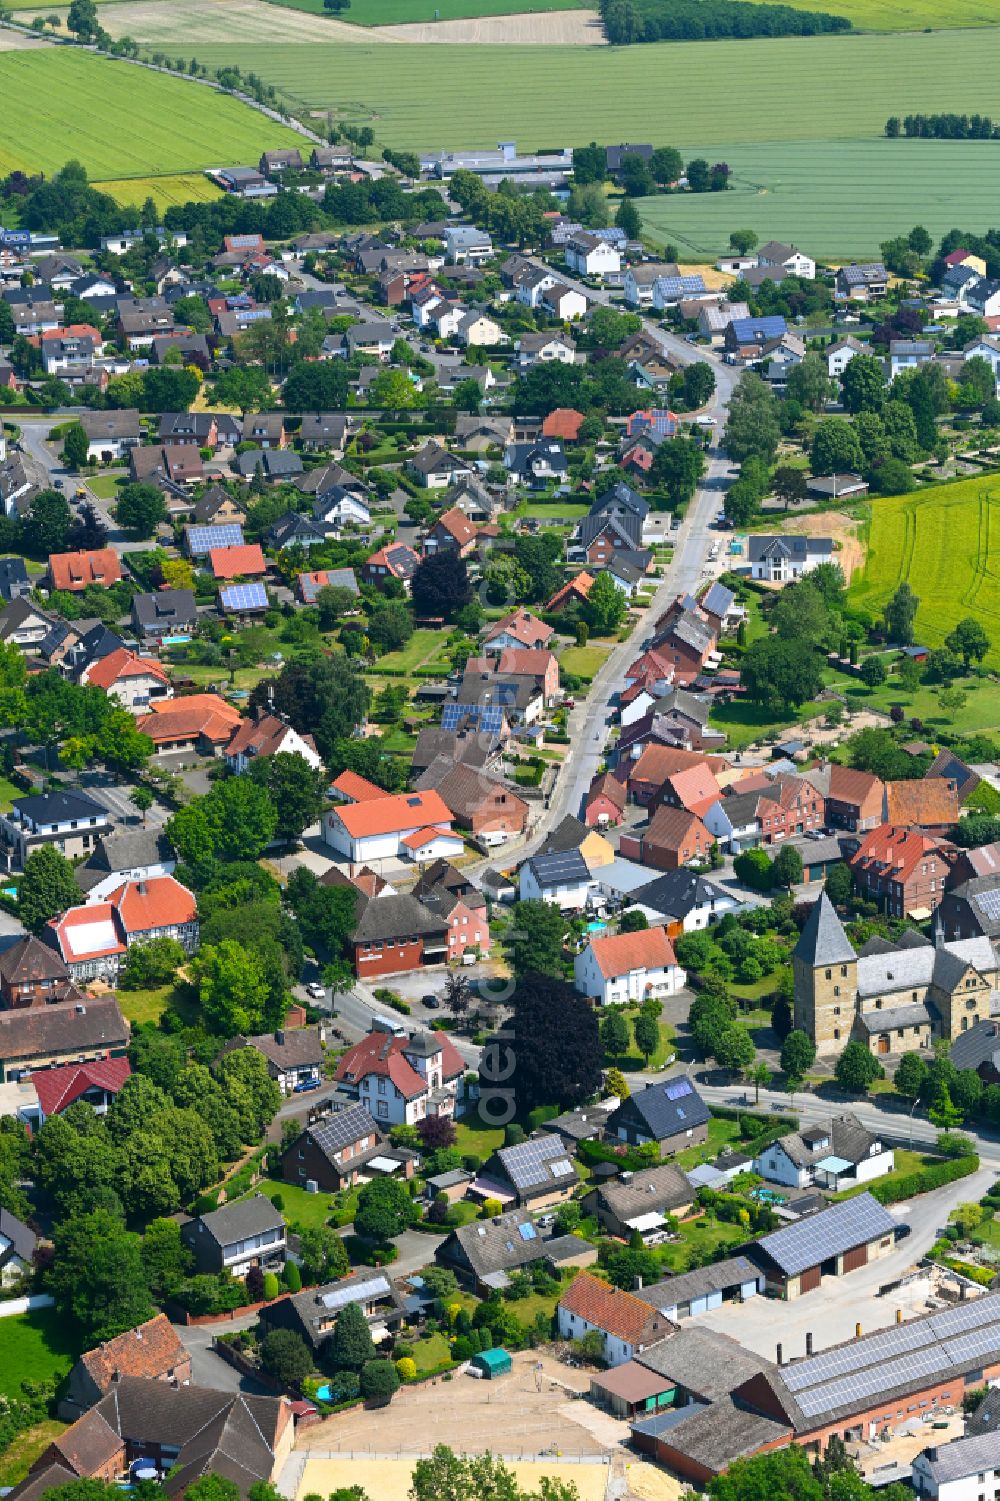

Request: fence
left=0, top=1293, right=54, bottom=1319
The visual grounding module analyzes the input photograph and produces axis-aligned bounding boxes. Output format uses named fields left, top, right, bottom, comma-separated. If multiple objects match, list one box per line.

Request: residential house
left=617, top=692, right=724, bottom=759
left=0, top=1207, right=36, bottom=1290
left=624, top=263, right=680, bottom=308
left=25, top=1057, right=131, bottom=1125
left=424, top=506, right=478, bottom=558
left=131, top=589, right=197, bottom=641
left=698, top=301, right=750, bottom=342
left=0, top=995, right=129, bottom=1083
left=136, top=694, right=243, bottom=756
left=181, top=1196, right=286, bottom=1277
left=966, top=278, right=1000, bottom=321
left=279, top=1104, right=414, bottom=1191
left=747, top=534, right=834, bottom=582
left=362, top=543, right=421, bottom=593
left=756, top=240, right=815, bottom=280
left=0, top=934, right=81, bottom=1009
left=417, top=759, right=529, bottom=844
left=625, top=870, right=741, bottom=935
left=565, top=232, right=621, bottom=279
left=826, top=336, right=867, bottom=377
left=484, top=608, right=554, bottom=653
left=836, top=262, right=889, bottom=300
left=476, top=1134, right=579, bottom=1208
left=81, top=648, right=172, bottom=715
left=46, top=876, right=199, bottom=984
left=159, top=413, right=241, bottom=450
left=849, top=826, right=953, bottom=916
left=266, top=511, right=327, bottom=551
left=519, top=847, right=594, bottom=909
left=504, top=440, right=568, bottom=489
left=258, top=1268, right=405, bottom=1352
left=620, top=805, right=712, bottom=871
left=74, top=829, right=176, bottom=901
left=48, top=549, right=123, bottom=593
left=436, top=1206, right=598, bottom=1294
left=755, top=1112, right=894, bottom=1192
left=585, top=772, right=628, bottom=829
left=323, top=788, right=455, bottom=865
left=745, top=1192, right=896, bottom=1298
left=557, top=1272, right=675, bottom=1368
left=184, top=523, right=244, bottom=559
left=259, top=148, right=303, bottom=175
left=333, top=1026, right=464, bottom=1127
left=804, top=762, right=884, bottom=832
left=575, top=925, right=686, bottom=1005
left=605, top=1075, right=710, bottom=1154
left=233, top=449, right=302, bottom=483
left=0, top=790, right=111, bottom=870
left=349, top=892, right=452, bottom=979
left=313, top=485, right=371, bottom=536
left=223, top=708, right=322, bottom=774
left=704, top=775, right=825, bottom=852
left=443, top=226, right=493, bottom=265
left=209, top=544, right=267, bottom=581
left=938, top=874, right=1000, bottom=943
left=60, top=1315, right=191, bottom=1421
left=408, top=441, right=473, bottom=490
left=542, top=283, right=587, bottom=320
left=890, top=339, right=933, bottom=379
left=912, top=1433, right=1000, bottom=1501
left=297, top=567, right=359, bottom=605
left=298, top=414, right=349, bottom=454
left=237, top=1025, right=324, bottom=1096
left=242, top=413, right=286, bottom=450
left=410, top=869, right=491, bottom=963
left=516, top=331, right=577, bottom=369
left=582, top=1163, right=694, bottom=1240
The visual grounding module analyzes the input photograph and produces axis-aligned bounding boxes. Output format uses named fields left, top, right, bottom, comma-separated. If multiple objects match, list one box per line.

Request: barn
left=745, top=1193, right=897, bottom=1300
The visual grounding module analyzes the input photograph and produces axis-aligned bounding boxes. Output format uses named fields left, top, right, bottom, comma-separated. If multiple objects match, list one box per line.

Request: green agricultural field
left=93, top=172, right=225, bottom=211
left=746, top=0, right=1000, bottom=28
left=848, top=478, right=1000, bottom=667
left=263, top=0, right=584, bottom=20
left=0, top=49, right=303, bottom=179
left=640, top=138, right=1000, bottom=259
left=191, top=29, right=1000, bottom=149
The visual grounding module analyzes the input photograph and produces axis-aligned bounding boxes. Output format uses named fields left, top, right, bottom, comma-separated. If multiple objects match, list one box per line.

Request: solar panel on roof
left=188, top=523, right=244, bottom=555
left=518, top=1222, right=537, bottom=1241
left=319, top=1274, right=390, bottom=1311
left=220, top=582, right=267, bottom=611
left=664, top=1079, right=693, bottom=1101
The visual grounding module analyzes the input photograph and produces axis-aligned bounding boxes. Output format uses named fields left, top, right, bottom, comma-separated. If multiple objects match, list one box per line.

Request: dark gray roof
left=746, top=534, right=833, bottom=563
left=751, top=1191, right=896, bottom=1278
left=0, top=1206, right=37, bottom=1265
left=613, top=1075, right=710, bottom=1140
left=525, top=848, right=590, bottom=890
left=0, top=995, right=127, bottom=1062
left=132, top=588, right=198, bottom=628
left=246, top=1025, right=324, bottom=1071
left=576, top=512, right=644, bottom=550
left=188, top=1194, right=285, bottom=1248
left=594, top=1163, right=693, bottom=1222
left=75, top=829, right=174, bottom=890
left=950, top=1018, right=1000, bottom=1073
left=637, top=1256, right=760, bottom=1312
left=445, top=1206, right=564, bottom=1278
left=918, top=1433, right=1000, bottom=1484
left=353, top=892, right=446, bottom=944
left=631, top=870, right=732, bottom=921
left=701, top=581, right=736, bottom=619
left=303, top=1103, right=381, bottom=1163
left=538, top=814, right=589, bottom=855
left=637, top=1326, right=772, bottom=1400
left=634, top=1394, right=790, bottom=1471
left=12, top=789, right=108, bottom=827
left=967, top=1384, right=1000, bottom=1435
left=493, top=1134, right=578, bottom=1194
left=769, top=1112, right=879, bottom=1169
left=794, top=892, right=856, bottom=968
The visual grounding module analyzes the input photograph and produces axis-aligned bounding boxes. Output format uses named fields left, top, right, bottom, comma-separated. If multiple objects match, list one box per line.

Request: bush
left=284, top=1262, right=302, bottom=1293
left=869, top=1154, right=979, bottom=1205
left=395, top=1356, right=417, bottom=1382
left=361, top=1359, right=401, bottom=1402
left=262, top=1272, right=280, bottom=1301
left=260, top=1327, right=313, bottom=1387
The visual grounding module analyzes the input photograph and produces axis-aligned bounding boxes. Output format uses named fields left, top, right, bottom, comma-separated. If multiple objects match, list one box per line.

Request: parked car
left=305, top=982, right=326, bottom=1000
left=293, top=1077, right=321, bottom=1093
left=422, top=994, right=440, bottom=1009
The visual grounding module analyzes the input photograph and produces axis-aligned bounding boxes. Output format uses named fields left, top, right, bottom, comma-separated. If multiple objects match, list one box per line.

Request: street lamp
left=908, top=1086, right=924, bottom=1149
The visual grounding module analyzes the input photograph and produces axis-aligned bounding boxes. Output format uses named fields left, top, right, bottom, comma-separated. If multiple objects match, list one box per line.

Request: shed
left=471, top=1347, right=512, bottom=1379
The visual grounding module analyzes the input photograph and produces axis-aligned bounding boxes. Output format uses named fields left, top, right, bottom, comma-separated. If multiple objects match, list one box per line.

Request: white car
left=305, top=982, right=326, bottom=1000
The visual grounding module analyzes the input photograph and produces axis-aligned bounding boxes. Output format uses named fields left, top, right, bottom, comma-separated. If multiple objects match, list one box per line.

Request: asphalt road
left=15, top=414, right=149, bottom=553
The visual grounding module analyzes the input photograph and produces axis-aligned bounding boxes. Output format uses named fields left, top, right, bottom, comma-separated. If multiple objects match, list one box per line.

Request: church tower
left=792, top=892, right=858, bottom=1055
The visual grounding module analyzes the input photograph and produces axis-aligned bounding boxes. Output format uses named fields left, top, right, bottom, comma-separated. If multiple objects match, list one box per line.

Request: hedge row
left=869, top=1153, right=979, bottom=1205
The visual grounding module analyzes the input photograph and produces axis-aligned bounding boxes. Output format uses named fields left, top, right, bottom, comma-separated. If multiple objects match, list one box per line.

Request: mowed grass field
left=0, top=49, right=304, bottom=178
left=94, top=172, right=225, bottom=210
left=190, top=29, right=1000, bottom=147
left=640, top=139, right=1000, bottom=258
left=849, top=478, right=1000, bottom=666
left=746, top=0, right=1000, bottom=26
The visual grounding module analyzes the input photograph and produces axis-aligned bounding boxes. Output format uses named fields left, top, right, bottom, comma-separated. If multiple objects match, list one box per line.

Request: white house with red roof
left=46, top=875, right=199, bottom=982
left=323, top=788, right=456, bottom=865
left=483, top=607, right=554, bottom=654
left=31, top=1056, right=131, bottom=1122
left=223, top=708, right=322, bottom=775
left=333, top=1025, right=465, bottom=1126
left=329, top=771, right=386, bottom=805
left=81, top=648, right=173, bottom=715
left=399, top=826, right=465, bottom=863
left=574, top=925, right=686, bottom=1006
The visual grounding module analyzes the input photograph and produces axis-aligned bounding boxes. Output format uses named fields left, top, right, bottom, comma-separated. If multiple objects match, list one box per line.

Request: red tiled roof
left=433, top=506, right=477, bottom=546
left=31, top=1056, right=131, bottom=1118
left=400, top=825, right=459, bottom=850
left=49, top=902, right=125, bottom=964
left=109, top=875, right=197, bottom=935
left=644, top=804, right=711, bottom=852
left=332, top=789, right=454, bottom=840
left=628, top=746, right=721, bottom=787
left=496, top=648, right=557, bottom=679
left=209, top=544, right=266, bottom=579
left=587, top=772, right=627, bottom=812
left=850, top=825, right=949, bottom=884
left=829, top=763, right=883, bottom=813
left=484, top=607, right=553, bottom=648
left=559, top=1271, right=658, bottom=1345
left=49, top=549, right=122, bottom=592
left=137, top=694, right=242, bottom=745
left=542, top=407, right=585, bottom=440
left=334, top=1028, right=464, bottom=1100
left=884, top=778, right=960, bottom=828
left=78, top=1313, right=187, bottom=1392
left=41, top=323, right=101, bottom=342
left=587, top=924, right=678, bottom=980
left=546, top=573, right=594, bottom=611
left=85, top=648, right=170, bottom=691
left=330, top=770, right=387, bottom=804
left=665, top=763, right=721, bottom=814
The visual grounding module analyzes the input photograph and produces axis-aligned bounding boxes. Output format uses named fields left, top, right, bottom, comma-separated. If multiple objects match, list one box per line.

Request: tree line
left=886, top=113, right=1000, bottom=139
left=600, top=0, right=850, bottom=45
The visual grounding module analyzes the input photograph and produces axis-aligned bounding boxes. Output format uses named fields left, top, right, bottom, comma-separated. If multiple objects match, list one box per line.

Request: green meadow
left=848, top=477, right=1000, bottom=666
left=0, top=49, right=303, bottom=179
left=262, top=0, right=584, bottom=21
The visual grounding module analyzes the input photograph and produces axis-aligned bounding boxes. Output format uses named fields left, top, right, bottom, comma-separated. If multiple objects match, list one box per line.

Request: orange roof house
left=208, top=544, right=267, bottom=580
left=323, top=788, right=455, bottom=863
left=63, top=1314, right=190, bottom=1417
left=546, top=572, right=595, bottom=612
left=557, top=1271, right=674, bottom=1360
left=542, top=408, right=586, bottom=441
left=661, top=763, right=722, bottom=820
left=585, top=772, right=628, bottom=828
left=483, top=606, right=554, bottom=651
left=136, top=693, right=242, bottom=754
left=329, top=770, right=386, bottom=804
left=426, top=506, right=478, bottom=558
left=883, top=778, right=960, bottom=832
left=47, top=875, right=198, bottom=981
left=622, top=805, right=712, bottom=871
left=83, top=649, right=172, bottom=710
left=849, top=825, right=953, bottom=916
left=48, top=549, right=122, bottom=593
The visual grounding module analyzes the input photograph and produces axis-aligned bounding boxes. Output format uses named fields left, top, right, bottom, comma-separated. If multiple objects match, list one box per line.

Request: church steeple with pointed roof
left=792, top=892, right=858, bottom=1053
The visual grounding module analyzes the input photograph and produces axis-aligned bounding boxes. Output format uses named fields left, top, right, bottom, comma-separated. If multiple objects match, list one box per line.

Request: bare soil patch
left=776, top=507, right=865, bottom=581
left=18, top=0, right=395, bottom=43
left=378, top=7, right=602, bottom=41
left=0, top=26, right=52, bottom=47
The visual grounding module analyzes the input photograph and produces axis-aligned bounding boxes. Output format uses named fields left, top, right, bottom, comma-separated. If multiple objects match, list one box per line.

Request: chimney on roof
left=776, top=1343, right=783, bottom=1366
left=275, top=1030, right=285, bottom=1046
left=805, top=1331, right=813, bottom=1356
left=136, top=881, right=147, bottom=896
left=896, top=1309, right=903, bottom=1324
left=75, top=1003, right=86, bottom=1015
left=634, top=1275, right=643, bottom=1291
left=855, top=1323, right=862, bottom=1339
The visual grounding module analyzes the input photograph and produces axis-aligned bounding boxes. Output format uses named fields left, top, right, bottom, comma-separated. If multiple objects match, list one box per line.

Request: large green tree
left=506, top=899, right=566, bottom=979
left=195, top=940, right=272, bottom=1036
left=741, top=637, right=823, bottom=712
left=247, top=752, right=326, bottom=845
left=18, top=845, right=81, bottom=934
left=49, top=1209, right=155, bottom=1343
left=116, top=483, right=168, bottom=539
left=495, top=972, right=603, bottom=1114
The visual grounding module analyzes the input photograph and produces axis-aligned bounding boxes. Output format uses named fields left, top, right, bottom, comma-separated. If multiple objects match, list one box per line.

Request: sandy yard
left=678, top=263, right=734, bottom=291
left=774, top=508, right=865, bottom=582
left=379, top=9, right=603, bottom=42
left=294, top=1458, right=612, bottom=1501
left=0, top=26, right=52, bottom=47
left=295, top=1352, right=623, bottom=1460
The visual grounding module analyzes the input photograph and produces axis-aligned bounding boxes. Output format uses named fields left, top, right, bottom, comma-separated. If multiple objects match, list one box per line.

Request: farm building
left=744, top=1192, right=897, bottom=1298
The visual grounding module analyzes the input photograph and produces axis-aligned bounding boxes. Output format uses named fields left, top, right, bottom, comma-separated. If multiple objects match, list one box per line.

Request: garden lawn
left=659, top=1214, right=746, bottom=1273
left=0, top=1421, right=69, bottom=1488
left=399, top=1331, right=452, bottom=1374
left=832, top=1150, right=944, bottom=1200
left=709, top=696, right=827, bottom=751
left=0, top=1310, right=81, bottom=1403
left=558, top=645, right=611, bottom=681
left=823, top=667, right=1000, bottom=735
left=84, top=473, right=124, bottom=500
left=372, top=629, right=448, bottom=675
left=605, top=1014, right=676, bottom=1074
left=246, top=1179, right=339, bottom=1230
left=0, top=49, right=303, bottom=179
left=674, top=1115, right=742, bottom=1169
left=848, top=478, right=1000, bottom=668
left=970, top=1214, right=1000, bottom=1249
left=0, top=775, right=23, bottom=813
left=454, top=1112, right=505, bottom=1160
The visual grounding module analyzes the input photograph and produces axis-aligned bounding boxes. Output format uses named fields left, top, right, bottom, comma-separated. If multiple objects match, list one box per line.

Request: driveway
left=174, top=1314, right=274, bottom=1395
